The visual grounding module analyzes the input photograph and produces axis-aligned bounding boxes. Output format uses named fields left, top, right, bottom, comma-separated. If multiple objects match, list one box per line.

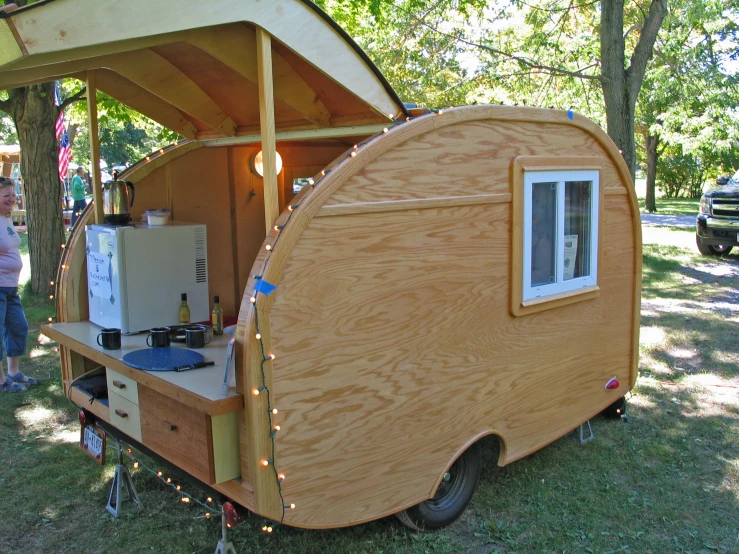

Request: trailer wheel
left=603, top=396, right=627, bottom=419
left=396, top=442, right=481, bottom=531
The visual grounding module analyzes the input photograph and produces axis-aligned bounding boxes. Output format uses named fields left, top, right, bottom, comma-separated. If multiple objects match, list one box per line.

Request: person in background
left=70, top=166, right=88, bottom=227
left=0, top=177, right=34, bottom=392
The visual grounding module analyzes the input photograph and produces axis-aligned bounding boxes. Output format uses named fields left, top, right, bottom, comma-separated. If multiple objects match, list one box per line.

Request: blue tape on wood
left=123, top=348, right=205, bottom=371
left=567, top=109, right=574, bottom=120
left=254, top=279, right=277, bottom=296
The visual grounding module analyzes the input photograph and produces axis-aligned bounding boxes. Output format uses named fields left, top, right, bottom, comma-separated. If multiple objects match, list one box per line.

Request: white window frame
left=522, top=169, right=600, bottom=302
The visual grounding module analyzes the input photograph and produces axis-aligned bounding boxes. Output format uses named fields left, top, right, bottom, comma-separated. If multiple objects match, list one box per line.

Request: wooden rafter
left=104, top=49, right=236, bottom=136
left=187, top=24, right=331, bottom=128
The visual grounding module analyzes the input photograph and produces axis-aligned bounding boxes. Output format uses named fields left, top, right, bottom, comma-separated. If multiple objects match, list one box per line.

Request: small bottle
left=211, top=295, right=224, bottom=335
left=179, top=293, right=190, bottom=325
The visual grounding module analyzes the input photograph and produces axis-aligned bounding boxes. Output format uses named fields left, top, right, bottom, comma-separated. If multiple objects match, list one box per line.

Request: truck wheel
left=603, top=396, right=627, bottom=419
left=696, top=236, right=732, bottom=256
left=396, top=442, right=481, bottom=531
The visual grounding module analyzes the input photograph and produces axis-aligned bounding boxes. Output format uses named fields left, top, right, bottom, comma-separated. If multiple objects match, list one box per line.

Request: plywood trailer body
left=47, top=104, right=640, bottom=530
left=2, top=0, right=638, bottom=533
left=233, top=105, right=641, bottom=528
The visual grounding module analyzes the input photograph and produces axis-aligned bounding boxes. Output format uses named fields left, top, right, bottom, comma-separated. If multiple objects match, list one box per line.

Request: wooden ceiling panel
left=185, top=24, right=332, bottom=128
left=104, top=48, right=237, bottom=136
left=272, top=40, right=391, bottom=125
left=151, top=42, right=262, bottom=128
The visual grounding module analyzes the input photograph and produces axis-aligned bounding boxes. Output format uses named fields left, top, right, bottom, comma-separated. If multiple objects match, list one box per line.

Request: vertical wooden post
left=256, top=28, right=279, bottom=234
left=86, top=70, right=104, bottom=224
left=250, top=26, right=282, bottom=521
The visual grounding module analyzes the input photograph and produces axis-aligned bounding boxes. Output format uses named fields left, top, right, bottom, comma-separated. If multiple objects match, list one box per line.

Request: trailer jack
left=106, top=440, right=142, bottom=516
left=579, top=420, right=594, bottom=444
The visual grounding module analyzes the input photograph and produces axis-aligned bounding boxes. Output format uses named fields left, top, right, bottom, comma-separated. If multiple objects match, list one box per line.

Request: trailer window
left=523, top=169, right=599, bottom=301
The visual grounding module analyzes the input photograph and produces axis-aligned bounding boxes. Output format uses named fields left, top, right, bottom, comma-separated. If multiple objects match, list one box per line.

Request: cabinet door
left=139, top=386, right=214, bottom=483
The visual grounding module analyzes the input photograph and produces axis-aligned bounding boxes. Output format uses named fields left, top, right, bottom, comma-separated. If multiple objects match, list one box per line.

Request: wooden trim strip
left=509, top=156, right=605, bottom=317
left=86, top=70, right=104, bottom=224
left=315, top=193, right=512, bottom=217
left=605, top=187, right=628, bottom=195
left=520, top=286, right=600, bottom=309
left=201, top=124, right=389, bottom=147
left=41, top=324, right=244, bottom=417
left=0, top=17, right=25, bottom=67
left=257, top=27, right=279, bottom=234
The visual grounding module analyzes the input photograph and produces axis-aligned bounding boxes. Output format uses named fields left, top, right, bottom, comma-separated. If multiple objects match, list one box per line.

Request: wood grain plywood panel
left=326, top=120, right=604, bottom=205
left=128, top=165, right=168, bottom=222
left=168, top=146, right=237, bottom=315
left=151, top=42, right=265, bottom=128
left=265, top=196, right=636, bottom=528
left=231, top=145, right=268, bottom=299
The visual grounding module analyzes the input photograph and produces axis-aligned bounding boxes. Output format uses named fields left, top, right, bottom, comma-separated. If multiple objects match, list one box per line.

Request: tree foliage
left=638, top=0, right=739, bottom=202
left=314, top=0, right=489, bottom=107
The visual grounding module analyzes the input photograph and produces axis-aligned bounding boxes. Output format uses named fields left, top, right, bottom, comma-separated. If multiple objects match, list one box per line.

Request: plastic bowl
left=146, top=209, right=170, bottom=226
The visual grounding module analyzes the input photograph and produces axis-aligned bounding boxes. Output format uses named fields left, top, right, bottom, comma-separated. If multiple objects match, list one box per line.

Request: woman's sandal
left=0, top=379, right=29, bottom=393
left=8, top=372, right=40, bottom=386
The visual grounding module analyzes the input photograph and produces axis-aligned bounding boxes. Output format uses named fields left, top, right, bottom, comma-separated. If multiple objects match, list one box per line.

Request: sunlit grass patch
left=638, top=196, right=700, bottom=215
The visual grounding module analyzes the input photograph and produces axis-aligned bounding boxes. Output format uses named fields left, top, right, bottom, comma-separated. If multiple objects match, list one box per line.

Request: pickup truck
left=696, top=172, right=739, bottom=256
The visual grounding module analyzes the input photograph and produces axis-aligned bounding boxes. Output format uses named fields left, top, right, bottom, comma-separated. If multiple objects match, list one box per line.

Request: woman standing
left=0, top=177, right=34, bottom=393
left=70, top=166, right=88, bottom=227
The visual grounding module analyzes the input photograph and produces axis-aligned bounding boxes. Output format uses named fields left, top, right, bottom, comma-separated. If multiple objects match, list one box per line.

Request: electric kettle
left=103, top=176, right=135, bottom=225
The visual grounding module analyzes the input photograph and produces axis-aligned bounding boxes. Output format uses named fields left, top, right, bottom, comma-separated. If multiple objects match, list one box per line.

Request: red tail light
left=605, top=377, right=620, bottom=390
left=224, top=501, right=238, bottom=528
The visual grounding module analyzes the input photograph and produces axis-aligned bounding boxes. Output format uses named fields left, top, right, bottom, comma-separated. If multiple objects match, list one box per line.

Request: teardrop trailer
left=1, top=0, right=641, bottom=531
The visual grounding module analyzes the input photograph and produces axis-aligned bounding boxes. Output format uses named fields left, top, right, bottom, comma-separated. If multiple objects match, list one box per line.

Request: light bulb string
left=252, top=306, right=287, bottom=525
left=247, top=115, right=412, bottom=532
left=103, top=439, right=222, bottom=517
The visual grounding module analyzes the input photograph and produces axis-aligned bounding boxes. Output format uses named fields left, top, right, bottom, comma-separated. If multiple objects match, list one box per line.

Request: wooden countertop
left=41, top=321, right=243, bottom=416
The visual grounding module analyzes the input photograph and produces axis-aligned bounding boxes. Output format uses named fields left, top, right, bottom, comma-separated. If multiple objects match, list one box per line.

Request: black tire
left=603, top=396, right=627, bottom=419
left=696, top=236, right=732, bottom=256
left=396, top=442, right=481, bottom=531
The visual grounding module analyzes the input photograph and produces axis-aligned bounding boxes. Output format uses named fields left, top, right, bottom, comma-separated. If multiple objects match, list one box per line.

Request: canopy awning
left=0, top=0, right=407, bottom=140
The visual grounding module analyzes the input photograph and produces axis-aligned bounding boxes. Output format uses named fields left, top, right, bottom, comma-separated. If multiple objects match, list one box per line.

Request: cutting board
left=122, top=348, right=205, bottom=371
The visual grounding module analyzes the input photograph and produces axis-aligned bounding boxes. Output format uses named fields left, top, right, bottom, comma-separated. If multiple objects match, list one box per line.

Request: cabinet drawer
left=109, top=392, right=142, bottom=442
left=106, top=368, right=139, bottom=405
left=139, top=386, right=215, bottom=484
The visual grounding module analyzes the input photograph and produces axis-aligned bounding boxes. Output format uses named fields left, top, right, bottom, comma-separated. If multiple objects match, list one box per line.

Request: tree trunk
left=4, top=84, right=65, bottom=295
left=600, top=0, right=667, bottom=180
left=600, top=0, right=635, bottom=177
left=645, top=133, right=659, bottom=212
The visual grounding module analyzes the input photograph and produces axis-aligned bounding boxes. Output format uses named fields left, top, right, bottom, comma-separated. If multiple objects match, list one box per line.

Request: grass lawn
left=1, top=226, right=737, bottom=553
left=634, top=178, right=701, bottom=215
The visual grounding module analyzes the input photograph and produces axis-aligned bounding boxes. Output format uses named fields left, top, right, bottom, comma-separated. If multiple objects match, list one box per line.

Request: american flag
left=54, top=82, right=71, bottom=179
left=58, top=129, right=72, bottom=180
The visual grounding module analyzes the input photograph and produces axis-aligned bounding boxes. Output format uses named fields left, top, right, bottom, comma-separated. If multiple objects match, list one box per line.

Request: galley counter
left=41, top=321, right=244, bottom=485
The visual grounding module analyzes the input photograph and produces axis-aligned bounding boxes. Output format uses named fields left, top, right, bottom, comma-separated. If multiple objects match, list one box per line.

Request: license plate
left=80, top=422, right=106, bottom=465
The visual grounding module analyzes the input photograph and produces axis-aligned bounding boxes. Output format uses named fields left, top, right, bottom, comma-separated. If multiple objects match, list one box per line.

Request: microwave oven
left=86, top=222, right=209, bottom=334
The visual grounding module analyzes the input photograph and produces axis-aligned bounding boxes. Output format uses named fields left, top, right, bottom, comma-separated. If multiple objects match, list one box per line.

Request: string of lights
left=245, top=112, right=428, bottom=532
left=50, top=103, right=588, bottom=534
left=106, top=441, right=223, bottom=519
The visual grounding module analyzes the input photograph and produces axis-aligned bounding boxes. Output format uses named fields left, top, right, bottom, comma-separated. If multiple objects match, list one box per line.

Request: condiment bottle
left=179, top=293, right=190, bottom=324
left=211, top=295, right=224, bottom=335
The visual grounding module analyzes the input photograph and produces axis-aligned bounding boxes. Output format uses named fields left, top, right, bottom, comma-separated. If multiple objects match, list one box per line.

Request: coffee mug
left=146, top=327, right=171, bottom=348
left=185, top=326, right=212, bottom=349
left=186, top=324, right=213, bottom=343
left=97, top=328, right=121, bottom=350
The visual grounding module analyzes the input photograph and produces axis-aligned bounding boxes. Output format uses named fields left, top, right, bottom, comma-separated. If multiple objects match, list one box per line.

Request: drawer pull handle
left=112, top=380, right=126, bottom=389
left=163, top=420, right=177, bottom=431
left=115, top=409, right=128, bottom=418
